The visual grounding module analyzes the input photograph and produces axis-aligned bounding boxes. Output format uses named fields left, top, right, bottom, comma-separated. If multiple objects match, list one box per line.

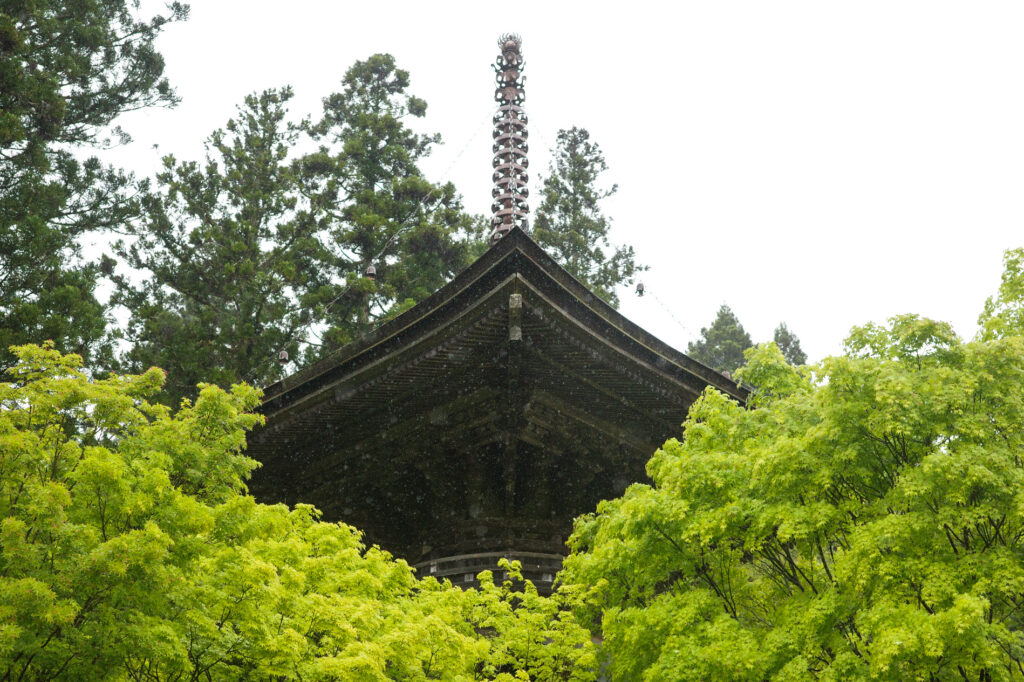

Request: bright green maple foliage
left=0, top=343, right=593, bottom=679
left=563, top=248, right=1024, bottom=680
left=472, top=560, right=597, bottom=681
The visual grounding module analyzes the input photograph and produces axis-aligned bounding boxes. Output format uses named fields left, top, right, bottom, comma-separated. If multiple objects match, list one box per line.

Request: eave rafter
left=525, top=288, right=704, bottom=405
left=252, top=294, right=510, bottom=453
left=249, top=228, right=744, bottom=566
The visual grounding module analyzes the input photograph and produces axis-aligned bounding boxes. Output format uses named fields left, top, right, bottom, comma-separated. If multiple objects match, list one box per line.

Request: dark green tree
left=115, top=88, right=325, bottom=406
left=773, top=321, right=807, bottom=365
left=532, top=126, right=644, bottom=308
left=300, top=54, right=484, bottom=354
left=687, top=304, right=753, bottom=374
left=0, top=0, right=188, bottom=373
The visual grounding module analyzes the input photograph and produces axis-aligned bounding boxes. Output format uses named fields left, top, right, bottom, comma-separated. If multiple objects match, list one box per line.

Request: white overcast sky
left=106, top=1, right=1024, bottom=363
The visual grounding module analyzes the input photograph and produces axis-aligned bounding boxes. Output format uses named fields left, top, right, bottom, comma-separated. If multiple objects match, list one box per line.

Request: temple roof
left=248, top=228, right=746, bottom=569
left=260, top=227, right=744, bottom=411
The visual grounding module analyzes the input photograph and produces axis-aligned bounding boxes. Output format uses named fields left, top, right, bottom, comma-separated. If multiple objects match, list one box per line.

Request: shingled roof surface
left=248, top=228, right=746, bottom=571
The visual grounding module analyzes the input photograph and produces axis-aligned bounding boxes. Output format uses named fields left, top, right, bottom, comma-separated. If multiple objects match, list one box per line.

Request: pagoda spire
left=490, top=34, right=529, bottom=242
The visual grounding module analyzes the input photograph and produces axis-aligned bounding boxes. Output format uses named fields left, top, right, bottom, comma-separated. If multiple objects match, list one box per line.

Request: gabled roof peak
left=260, top=226, right=745, bottom=411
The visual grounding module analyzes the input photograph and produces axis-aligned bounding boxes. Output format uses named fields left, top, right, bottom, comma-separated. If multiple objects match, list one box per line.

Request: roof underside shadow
left=247, top=227, right=747, bottom=568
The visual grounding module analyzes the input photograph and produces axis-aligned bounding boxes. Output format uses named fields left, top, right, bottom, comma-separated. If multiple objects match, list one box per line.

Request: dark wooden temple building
left=247, top=36, right=746, bottom=592
left=247, top=228, right=746, bottom=590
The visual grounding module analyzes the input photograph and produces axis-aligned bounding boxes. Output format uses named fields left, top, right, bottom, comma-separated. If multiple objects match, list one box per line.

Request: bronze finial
left=490, top=33, right=529, bottom=242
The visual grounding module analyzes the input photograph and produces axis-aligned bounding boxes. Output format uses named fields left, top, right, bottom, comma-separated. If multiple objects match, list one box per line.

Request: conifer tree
left=687, top=304, right=753, bottom=374
left=532, top=127, right=644, bottom=308
left=0, top=0, right=187, bottom=373
left=299, top=54, right=483, bottom=354
left=773, top=321, right=807, bottom=365
left=118, top=58, right=486, bottom=404
left=115, top=88, right=325, bottom=406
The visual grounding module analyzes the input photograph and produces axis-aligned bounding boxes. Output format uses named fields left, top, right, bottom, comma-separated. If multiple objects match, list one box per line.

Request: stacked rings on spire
left=490, top=34, right=529, bottom=241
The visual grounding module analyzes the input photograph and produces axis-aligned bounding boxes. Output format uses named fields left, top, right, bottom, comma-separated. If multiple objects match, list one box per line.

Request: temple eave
left=248, top=229, right=744, bottom=572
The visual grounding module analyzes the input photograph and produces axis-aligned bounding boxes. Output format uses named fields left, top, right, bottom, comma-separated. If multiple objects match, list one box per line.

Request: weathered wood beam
left=260, top=285, right=511, bottom=427
left=503, top=291, right=524, bottom=517
left=523, top=283, right=707, bottom=402
left=521, top=342, right=676, bottom=436
left=294, top=386, right=502, bottom=486
left=527, top=389, right=656, bottom=454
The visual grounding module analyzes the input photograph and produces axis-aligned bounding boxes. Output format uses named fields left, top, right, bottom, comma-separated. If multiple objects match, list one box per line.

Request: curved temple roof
left=248, top=228, right=746, bottom=584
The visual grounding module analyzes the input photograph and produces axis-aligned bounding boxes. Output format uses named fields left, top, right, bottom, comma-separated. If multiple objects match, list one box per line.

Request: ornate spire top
left=490, top=33, right=529, bottom=242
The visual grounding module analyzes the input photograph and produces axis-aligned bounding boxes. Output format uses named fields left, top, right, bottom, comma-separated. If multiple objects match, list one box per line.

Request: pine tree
left=115, top=88, right=326, bottom=406
left=117, top=58, right=487, bottom=405
left=0, top=0, right=187, bottom=373
left=300, top=54, right=484, bottom=354
left=773, top=322, right=807, bottom=365
left=532, top=127, right=644, bottom=308
left=687, top=304, right=753, bottom=374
